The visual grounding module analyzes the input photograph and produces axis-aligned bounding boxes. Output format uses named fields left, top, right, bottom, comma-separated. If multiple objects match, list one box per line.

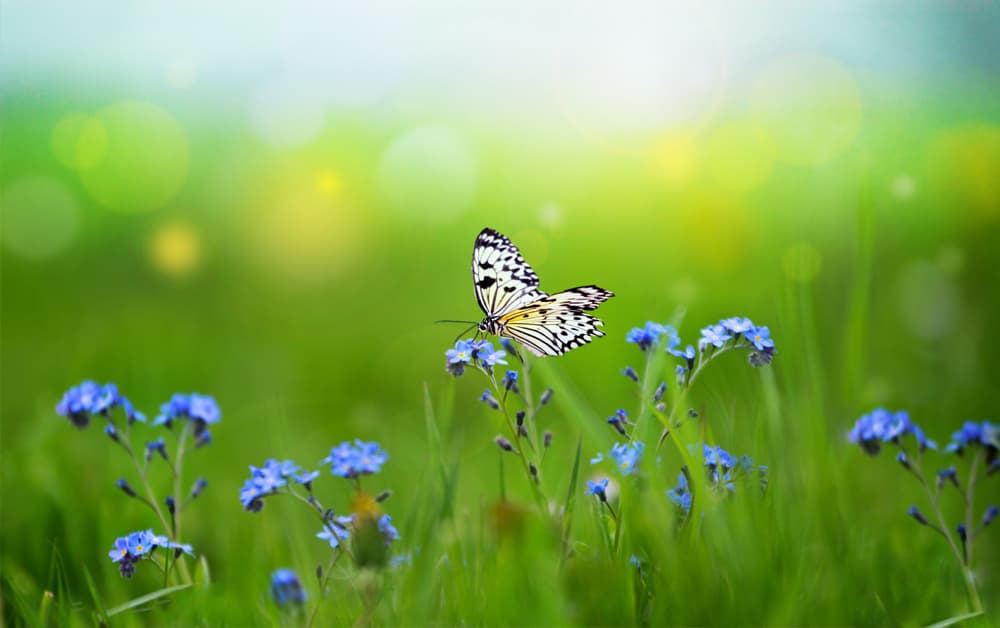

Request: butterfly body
left=470, top=228, right=613, bottom=357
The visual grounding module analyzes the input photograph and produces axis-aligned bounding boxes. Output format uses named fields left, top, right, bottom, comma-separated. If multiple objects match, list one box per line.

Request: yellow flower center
left=754, top=335, right=761, bottom=342
left=621, top=461, right=629, bottom=468
left=120, top=548, right=127, bottom=556
left=136, top=544, right=144, bottom=552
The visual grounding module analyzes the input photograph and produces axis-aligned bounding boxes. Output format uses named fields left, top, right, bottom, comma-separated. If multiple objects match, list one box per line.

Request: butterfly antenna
left=434, top=319, right=479, bottom=325
left=452, top=322, right=478, bottom=342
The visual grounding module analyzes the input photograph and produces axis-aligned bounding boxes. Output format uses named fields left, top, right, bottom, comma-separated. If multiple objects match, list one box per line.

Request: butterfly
left=468, top=228, right=614, bottom=357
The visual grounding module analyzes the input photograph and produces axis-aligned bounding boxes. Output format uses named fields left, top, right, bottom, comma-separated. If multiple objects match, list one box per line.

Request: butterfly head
left=478, top=317, right=501, bottom=336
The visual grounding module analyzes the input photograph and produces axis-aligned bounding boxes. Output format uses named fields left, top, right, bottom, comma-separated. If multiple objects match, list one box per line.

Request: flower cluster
left=153, top=393, right=222, bottom=446
left=848, top=408, right=937, bottom=455
left=240, top=459, right=320, bottom=512
left=666, top=445, right=765, bottom=515
left=317, top=513, right=354, bottom=548
left=108, top=529, right=193, bottom=579
left=609, top=441, right=645, bottom=475
left=270, top=568, right=307, bottom=607
left=56, top=380, right=145, bottom=427
left=945, top=421, right=999, bottom=463
left=445, top=338, right=508, bottom=376
left=321, top=440, right=388, bottom=479
left=849, top=408, right=998, bottom=611
left=626, top=321, right=679, bottom=352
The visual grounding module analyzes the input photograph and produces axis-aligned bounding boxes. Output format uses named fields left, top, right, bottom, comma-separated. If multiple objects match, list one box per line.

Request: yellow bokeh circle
left=150, top=223, right=201, bottom=277
left=76, top=100, right=190, bottom=213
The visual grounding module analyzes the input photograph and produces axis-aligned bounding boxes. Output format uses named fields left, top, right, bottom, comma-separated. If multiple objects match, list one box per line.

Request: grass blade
left=560, top=435, right=583, bottom=553
left=80, top=564, right=107, bottom=624
left=105, top=583, right=191, bottom=617
left=925, top=611, right=984, bottom=628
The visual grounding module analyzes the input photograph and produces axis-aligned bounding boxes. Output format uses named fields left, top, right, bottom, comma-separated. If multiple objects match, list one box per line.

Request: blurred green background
left=2, top=1, right=1000, bottom=625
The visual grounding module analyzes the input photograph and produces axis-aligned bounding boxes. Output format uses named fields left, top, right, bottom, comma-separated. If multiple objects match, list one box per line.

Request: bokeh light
left=751, top=55, right=862, bottom=166
left=252, top=186, right=362, bottom=281
left=676, top=192, right=750, bottom=271
left=149, top=222, right=201, bottom=277
left=377, top=126, right=478, bottom=222
left=76, top=101, right=190, bottom=213
left=703, top=118, right=776, bottom=194
left=0, top=176, right=79, bottom=261
left=926, top=124, right=1000, bottom=223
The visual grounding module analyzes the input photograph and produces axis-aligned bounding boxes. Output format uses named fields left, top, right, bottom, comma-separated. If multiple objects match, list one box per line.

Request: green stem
left=306, top=548, right=343, bottom=628
left=171, top=422, right=193, bottom=583
left=489, top=372, right=545, bottom=510
left=910, top=451, right=981, bottom=612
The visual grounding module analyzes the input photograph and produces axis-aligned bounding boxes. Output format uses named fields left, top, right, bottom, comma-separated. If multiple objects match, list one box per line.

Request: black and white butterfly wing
left=472, top=228, right=546, bottom=318
left=498, top=286, right=615, bottom=357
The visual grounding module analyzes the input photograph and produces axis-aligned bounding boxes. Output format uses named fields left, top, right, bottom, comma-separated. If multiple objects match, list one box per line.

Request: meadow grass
left=2, top=93, right=999, bottom=626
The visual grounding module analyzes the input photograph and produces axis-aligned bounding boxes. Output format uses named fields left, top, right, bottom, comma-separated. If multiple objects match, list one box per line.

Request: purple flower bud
left=115, top=478, right=136, bottom=498
left=907, top=506, right=928, bottom=526
left=104, top=424, right=119, bottom=442
left=191, top=478, right=207, bottom=499
left=936, top=467, right=959, bottom=490
left=957, top=523, right=967, bottom=543
left=376, top=490, right=392, bottom=503
left=543, top=431, right=553, bottom=448
left=653, top=381, right=666, bottom=402
left=480, top=390, right=499, bottom=411
left=540, top=388, right=553, bottom=406
left=896, top=452, right=910, bottom=470
left=165, top=495, right=176, bottom=515
left=983, top=505, right=998, bottom=527
left=515, top=410, right=525, bottom=427
left=529, top=463, right=539, bottom=482
left=621, top=366, right=639, bottom=383
left=495, top=435, right=514, bottom=452
left=607, top=416, right=627, bottom=436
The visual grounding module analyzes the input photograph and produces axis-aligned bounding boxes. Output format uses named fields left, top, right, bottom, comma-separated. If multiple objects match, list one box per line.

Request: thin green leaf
left=80, top=564, right=107, bottom=624
left=560, top=435, right=583, bottom=549
left=105, top=583, right=191, bottom=617
left=196, top=555, right=211, bottom=587
left=925, top=611, right=984, bottom=628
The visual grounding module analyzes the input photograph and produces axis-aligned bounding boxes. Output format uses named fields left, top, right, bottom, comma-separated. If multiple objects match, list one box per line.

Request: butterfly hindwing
left=472, top=228, right=544, bottom=318
left=499, top=286, right=615, bottom=357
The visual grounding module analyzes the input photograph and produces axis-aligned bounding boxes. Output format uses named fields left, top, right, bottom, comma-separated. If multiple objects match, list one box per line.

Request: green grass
left=2, top=86, right=1000, bottom=626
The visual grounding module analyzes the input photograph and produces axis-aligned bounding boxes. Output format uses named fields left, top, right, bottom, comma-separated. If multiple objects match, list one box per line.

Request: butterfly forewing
left=472, top=228, right=545, bottom=317
left=499, top=286, right=614, bottom=356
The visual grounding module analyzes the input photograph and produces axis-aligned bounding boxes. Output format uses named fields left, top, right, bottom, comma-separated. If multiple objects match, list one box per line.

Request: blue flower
left=945, top=421, right=999, bottom=459
left=848, top=408, right=937, bottom=455
left=625, top=323, right=659, bottom=351
left=188, top=394, right=221, bottom=424
left=153, top=392, right=221, bottom=431
left=609, top=441, right=644, bottom=475
left=473, top=340, right=507, bottom=369
left=445, top=340, right=474, bottom=376
left=746, top=326, right=775, bottom=351
left=317, top=516, right=353, bottom=549
left=56, top=381, right=145, bottom=427
left=321, top=440, right=387, bottom=478
left=294, top=470, right=320, bottom=487
left=125, top=530, right=156, bottom=557
left=621, top=366, right=639, bottom=383
left=586, top=478, right=609, bottom=500
left=590, top=452, right=604, bottom=464
left=667, top=472, right=692, bottom=512
left=721, top=317, right=755, bottom=335
left=270, top=568, right=307, bottom=607
left=239, top=458, right=311, bottom=511
left=699, top=324, right=731, bottom=350
left=982, top=505, right=998, bottom=527
left=109, top=536, right=130, bottom=563
left=378, top=514, right=400, bottom=545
